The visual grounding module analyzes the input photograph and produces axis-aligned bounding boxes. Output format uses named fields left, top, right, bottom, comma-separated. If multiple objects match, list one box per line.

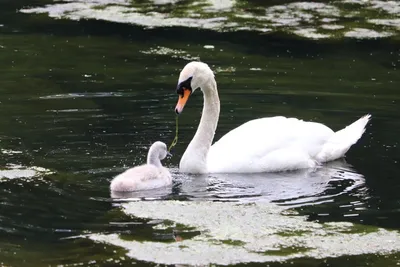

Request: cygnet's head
left=175, top=61, right=214, bottom=114
left=147, top=141, right=170, bottom=166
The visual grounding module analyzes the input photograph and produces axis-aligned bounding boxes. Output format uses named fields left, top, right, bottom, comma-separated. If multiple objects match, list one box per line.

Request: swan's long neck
left=180, top=79, right=220, bottom=173
left=147, top=149, right=162, bottom=168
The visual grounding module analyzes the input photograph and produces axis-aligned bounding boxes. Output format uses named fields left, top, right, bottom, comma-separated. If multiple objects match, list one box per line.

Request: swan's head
left=175, top=61, right=214, bottom=114
left=149, top=141, right=170, bottom=161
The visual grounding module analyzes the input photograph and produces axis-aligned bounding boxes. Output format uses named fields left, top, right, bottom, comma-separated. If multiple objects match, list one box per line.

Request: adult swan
left=174, top=61, right=371, bottom=174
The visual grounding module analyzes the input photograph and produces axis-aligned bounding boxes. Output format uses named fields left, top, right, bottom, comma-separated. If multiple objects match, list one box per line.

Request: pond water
left=0, top=0, right=399, bottom=266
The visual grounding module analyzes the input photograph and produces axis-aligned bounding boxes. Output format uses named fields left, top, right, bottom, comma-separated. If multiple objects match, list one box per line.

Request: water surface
left=0, top=0, right=399, bottom=266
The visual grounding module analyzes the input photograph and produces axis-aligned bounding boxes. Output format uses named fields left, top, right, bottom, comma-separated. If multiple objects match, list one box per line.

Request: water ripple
left=39, top=92, right=126, bottom=99
left=105, top=160, right=368, bottom=212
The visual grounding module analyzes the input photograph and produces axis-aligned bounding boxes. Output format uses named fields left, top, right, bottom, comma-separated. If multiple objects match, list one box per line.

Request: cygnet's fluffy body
left=110, top=141, right=172, bottom=192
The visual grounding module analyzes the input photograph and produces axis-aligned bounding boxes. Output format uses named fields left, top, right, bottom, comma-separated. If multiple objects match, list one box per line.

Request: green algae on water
left=20, top=0, right=400, bottom=40
left=89, top=201, right=400, bottom=265
left=262, top=245, right=313, bottom=256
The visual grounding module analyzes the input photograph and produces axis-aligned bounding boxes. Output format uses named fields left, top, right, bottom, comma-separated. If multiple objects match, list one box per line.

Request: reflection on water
left=180, top=160, right=365, bottom=205
left=110, top=160, right=366, bottom=211
left=110, top=184, right=173, bottom=199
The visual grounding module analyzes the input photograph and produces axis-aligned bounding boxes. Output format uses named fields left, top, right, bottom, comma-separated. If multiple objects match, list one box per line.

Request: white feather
left=207, top=115, right=370, bottom=173
left=110, top=141, right=172, bottom=191
left=176, top=62, right=371, bottom=174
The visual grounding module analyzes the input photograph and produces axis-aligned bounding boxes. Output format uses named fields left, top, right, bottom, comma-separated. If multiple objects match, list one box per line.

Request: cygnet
left=110, top=141, right=172, bottom=192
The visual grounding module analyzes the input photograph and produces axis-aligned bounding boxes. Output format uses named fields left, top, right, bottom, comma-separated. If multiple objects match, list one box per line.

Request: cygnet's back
left=110, top=141, right=172, bottom=192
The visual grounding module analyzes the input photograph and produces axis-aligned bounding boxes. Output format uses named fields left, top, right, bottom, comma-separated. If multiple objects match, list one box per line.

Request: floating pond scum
left=0, top=148, right=54, bottom=181
left=20, top=0, right=400, bottom=40
left=89, top=201, right=400, bottom=265
left=1, top=147, right=53, bottom=180
left=0, top=164, right=53, bottom=180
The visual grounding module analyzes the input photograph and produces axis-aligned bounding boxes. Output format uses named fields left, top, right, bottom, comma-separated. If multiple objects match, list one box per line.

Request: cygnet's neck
left=180, top=78, right=220, bottom=173
left=147, top=147, right=162, bottom=168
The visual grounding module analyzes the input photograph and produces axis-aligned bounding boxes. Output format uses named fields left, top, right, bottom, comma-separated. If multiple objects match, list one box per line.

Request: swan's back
left=110, top=164, right=172, bottom=192
left=207, top=116, right=334, bottom=173
left=206, top=115, right=370, bottom=173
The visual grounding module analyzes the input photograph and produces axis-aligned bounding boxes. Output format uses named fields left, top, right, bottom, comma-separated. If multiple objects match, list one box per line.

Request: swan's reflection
left=177, top=159, right=366, bottom=206
left=110, top=160, right=367, bottom=208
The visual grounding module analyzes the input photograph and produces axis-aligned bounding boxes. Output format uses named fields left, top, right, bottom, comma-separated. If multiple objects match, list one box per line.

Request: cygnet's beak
left=175, top=88, right=191, bottom=114
left=167, top=151, right=173, bottom=158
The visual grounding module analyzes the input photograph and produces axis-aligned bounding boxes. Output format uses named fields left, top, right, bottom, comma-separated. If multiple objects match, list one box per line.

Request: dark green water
left=0, top=0, right=399, bottom=266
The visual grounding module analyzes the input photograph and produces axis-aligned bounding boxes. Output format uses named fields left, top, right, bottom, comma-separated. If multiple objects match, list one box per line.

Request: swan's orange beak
left=175, top=88, right=191, bottom=114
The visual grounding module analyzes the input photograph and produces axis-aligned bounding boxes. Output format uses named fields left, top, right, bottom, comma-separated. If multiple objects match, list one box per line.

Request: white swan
left=174, top=61, right=371, bottom=174
left=110, top=141, right=172, bottom=191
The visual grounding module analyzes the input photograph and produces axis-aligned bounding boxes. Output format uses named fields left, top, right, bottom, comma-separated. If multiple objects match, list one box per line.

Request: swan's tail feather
left=317, top=114, right=371, bottom=162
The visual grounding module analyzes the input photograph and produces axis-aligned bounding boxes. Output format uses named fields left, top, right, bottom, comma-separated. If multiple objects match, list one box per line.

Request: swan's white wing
left=207, top=116, right=334, bottom=173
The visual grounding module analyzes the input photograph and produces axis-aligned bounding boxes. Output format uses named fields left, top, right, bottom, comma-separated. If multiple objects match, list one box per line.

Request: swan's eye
left=176, top=77, right=193, bottom=96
